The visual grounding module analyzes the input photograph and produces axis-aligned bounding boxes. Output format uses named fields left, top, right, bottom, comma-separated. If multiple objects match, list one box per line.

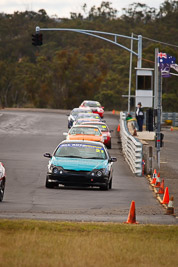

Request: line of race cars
left=0, top=101, right=117, bottom=202
left=44, top=100, right=117, bottom=191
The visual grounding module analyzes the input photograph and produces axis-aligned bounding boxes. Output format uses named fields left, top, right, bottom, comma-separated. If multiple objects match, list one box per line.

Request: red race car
left=81, top=121, right=113, bottom=149
left=79, top=100, right=104, bottom=118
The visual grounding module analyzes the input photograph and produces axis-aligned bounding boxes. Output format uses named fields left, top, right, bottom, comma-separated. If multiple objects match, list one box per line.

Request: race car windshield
left=71, top=110, right=90, bottom=116
left=69, top=127, right=101, bottom=136
left=76, top=113, right=99, bottom=119
left=75, top=119, right=100, bottom=125
left=55, top=143, right=106, bottom=159
left=85, top=102, right=101, bottom=107
left=84, top=124, right=108, bottom=132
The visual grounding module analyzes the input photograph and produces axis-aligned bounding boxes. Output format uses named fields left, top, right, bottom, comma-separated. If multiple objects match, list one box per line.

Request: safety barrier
left=128, top=111, right=178, bottom=127
left=120, top=112, right=143, bottom=176
left=162, top=112, right=178, bottom=127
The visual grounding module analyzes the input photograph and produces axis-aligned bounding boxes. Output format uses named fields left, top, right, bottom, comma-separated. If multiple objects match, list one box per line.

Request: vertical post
left=157, top=67, right=162, bottom=170
left=114, top=35, right=117, bottom=43
left=154, top=48, right=159, bottom=109
left=148, top=146, right=153, bottom=174
left=128, top=33, right=133, bottom=114
left=173, top=112, right=176, bottom=127
left=137, top=35, right=142, bottom=68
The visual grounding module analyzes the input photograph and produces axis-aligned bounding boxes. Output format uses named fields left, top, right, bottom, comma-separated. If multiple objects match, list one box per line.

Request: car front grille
left=65, top=170, right=90, bottom=175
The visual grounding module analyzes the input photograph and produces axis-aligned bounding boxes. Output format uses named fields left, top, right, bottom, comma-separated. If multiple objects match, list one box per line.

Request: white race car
left=0, top=162, right=6, bottom=202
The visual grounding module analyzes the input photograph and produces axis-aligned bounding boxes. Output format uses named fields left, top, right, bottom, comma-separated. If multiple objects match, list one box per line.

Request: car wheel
left=100, top=182, right=109, bottom=191
left=0, top=178, right=5, bottom=202
left=107, top=142, right=111, bottom=149
left=45, top=176, right=57, bottom=189
left=109, top=178, right=112, bottom=189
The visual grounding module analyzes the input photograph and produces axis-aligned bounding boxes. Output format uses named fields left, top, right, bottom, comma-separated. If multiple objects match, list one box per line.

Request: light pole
left=137, top=35, right=142, bottom=69
left=128, top=33, right=133, bottom=114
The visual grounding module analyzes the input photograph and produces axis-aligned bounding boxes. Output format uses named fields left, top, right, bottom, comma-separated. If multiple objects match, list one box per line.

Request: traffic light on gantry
left=32, top=33, right=43, bottom=46
left=32, top=34, right=37, bottom=46
left=37, top=33, right=43, bottom=45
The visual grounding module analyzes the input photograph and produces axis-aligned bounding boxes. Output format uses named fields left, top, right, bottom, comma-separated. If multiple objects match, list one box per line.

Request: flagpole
left=157, top=70, right=161, bottom=170
left=156, top=51, right=176, bottom=169
left=156, top=49, right=162, bottom=170
left=154, top=48, right=159, bottom=109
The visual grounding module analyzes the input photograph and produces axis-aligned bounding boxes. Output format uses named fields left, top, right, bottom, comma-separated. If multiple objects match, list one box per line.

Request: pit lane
left=0, top=109, right=177, bottom=224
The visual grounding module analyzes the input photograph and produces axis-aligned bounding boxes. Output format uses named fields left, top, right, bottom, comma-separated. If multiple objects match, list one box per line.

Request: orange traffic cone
left=158, top=179, right=164, bottom=194
left=152, top=169, right=157, bottom=178
left=112, top=110, right=115, bottom=115
left=161, top=187, right=169, bottom=204
left=117, top=124, right=120, bottom=132
left=151, top=169, right=157, bottom=184
left=155, top=172, right=161, bottom=187
left=124, top=201, right=138, bottom=224
left=151, top=178, right=157, bottom=185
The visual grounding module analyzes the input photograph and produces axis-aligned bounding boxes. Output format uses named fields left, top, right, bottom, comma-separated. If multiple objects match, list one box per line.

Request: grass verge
left=0, top=220, right=178, bottom=267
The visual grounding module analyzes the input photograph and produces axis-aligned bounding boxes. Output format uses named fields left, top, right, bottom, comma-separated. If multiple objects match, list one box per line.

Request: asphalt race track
left=0, top=109, right=177, bottom=224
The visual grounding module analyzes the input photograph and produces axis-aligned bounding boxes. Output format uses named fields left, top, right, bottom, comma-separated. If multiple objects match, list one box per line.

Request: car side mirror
left=110, top=157, right=117, bottom=162
left=44, top=153, right=52, bottom=158
left=63, top=132, right=68, bottom=136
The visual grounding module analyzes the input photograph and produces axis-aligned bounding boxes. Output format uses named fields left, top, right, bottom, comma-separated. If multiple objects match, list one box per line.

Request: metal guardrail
left=120, top=112, right=143, bottom=176
left=162, top=112, right=178, bottom=126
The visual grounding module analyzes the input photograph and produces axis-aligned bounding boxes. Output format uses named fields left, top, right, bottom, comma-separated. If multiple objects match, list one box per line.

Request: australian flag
left=158, top=53, right=176, bottom=64
left=158, top=52, right=176, bottom=77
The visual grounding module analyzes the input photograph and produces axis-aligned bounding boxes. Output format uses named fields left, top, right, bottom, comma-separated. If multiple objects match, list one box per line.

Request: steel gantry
left=35, top=26, right=142, bottom=68
left=35, top=26, right=142, bottom=113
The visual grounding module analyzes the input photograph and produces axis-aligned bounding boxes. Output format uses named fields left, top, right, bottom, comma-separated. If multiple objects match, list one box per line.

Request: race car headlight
left=48, top=164, right=63, bottom=174
left=103, top=168, right=109, bottom=176
left=99, top=168, right=109, bottom=176
left=96, top=170, right=103, bottom=177
left=90, top=170, right=101, bottom=177
left=52, top=166, right=63, bottom=174
left=91, top=169, right=103, bottom=177
left=53, top=167, right=59, bottom=174
left=91, top=168, right=109, bottom=177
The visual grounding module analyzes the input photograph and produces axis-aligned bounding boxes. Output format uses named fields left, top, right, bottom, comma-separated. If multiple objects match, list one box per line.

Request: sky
left=0, top=0, right=164, bottom=18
